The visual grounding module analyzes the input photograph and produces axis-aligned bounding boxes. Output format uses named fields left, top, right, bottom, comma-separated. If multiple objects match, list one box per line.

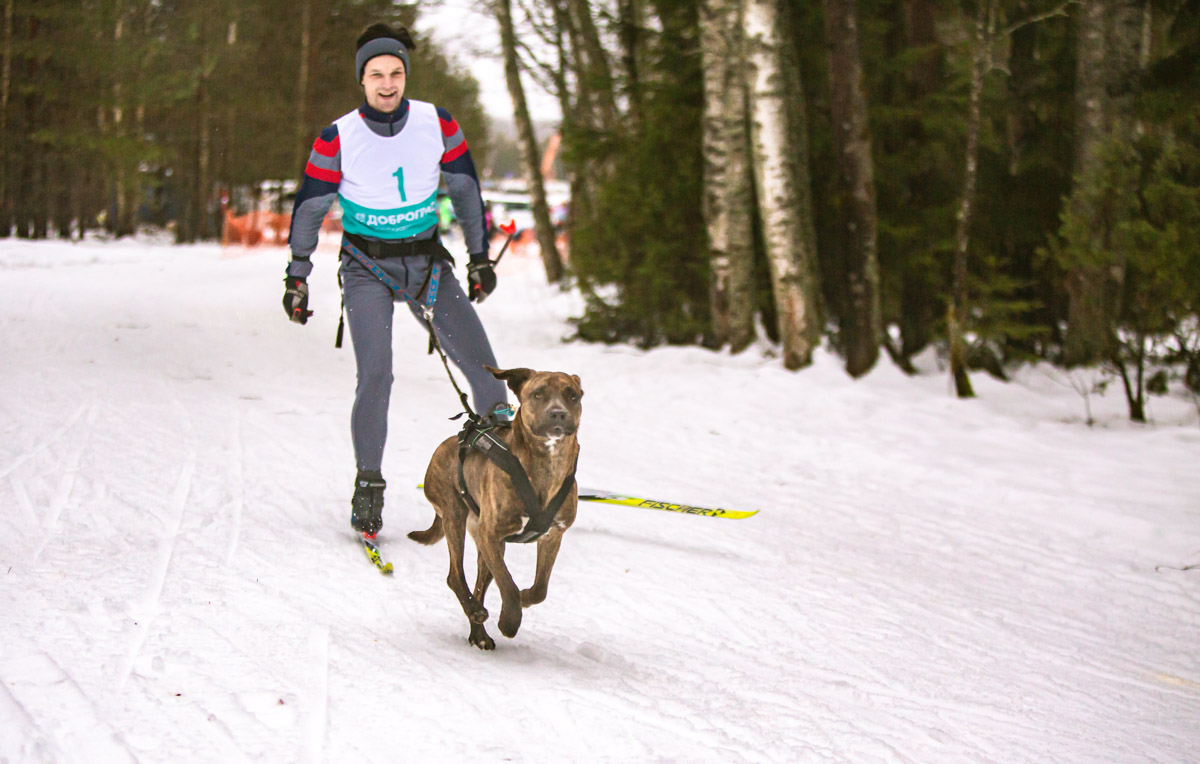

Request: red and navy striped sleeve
left=439, top=109, right=470, bottom=164
left=437, top=107, right=488, bottom=259
left=287, top=125, right=342, bottom=273
left=305, top=126, right=342, bottom=184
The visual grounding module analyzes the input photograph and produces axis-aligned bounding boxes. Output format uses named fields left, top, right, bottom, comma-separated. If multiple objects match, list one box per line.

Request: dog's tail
left=407, top=515, right=444, bottom=545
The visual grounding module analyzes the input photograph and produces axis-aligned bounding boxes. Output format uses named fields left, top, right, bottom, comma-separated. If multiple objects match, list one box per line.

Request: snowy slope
left=1, top=238, right=1198, bottom=763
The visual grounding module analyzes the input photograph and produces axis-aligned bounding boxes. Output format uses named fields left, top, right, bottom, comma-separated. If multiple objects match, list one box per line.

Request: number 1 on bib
left=392, top=167, right=406, bottom=201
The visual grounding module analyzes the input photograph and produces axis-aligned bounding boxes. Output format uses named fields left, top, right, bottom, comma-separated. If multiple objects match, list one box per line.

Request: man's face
left=362, top=55, right=406, bottom=113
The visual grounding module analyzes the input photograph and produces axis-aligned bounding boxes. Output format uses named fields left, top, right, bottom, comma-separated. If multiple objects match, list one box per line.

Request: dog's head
left=487, top=366, right=583, bottom=442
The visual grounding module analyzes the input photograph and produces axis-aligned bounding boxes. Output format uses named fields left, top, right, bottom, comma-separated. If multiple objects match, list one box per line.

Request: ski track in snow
left=0, top=400, right=88, bottom=482
left=306, top=625, right=330, bottom=763
left=116, top=449, right=197, bottom=696
left=224, top=402, right=245, bottom=567
left=30, top=402, right=97, bottom=563
left=1, top=238, right=1198, bottom=763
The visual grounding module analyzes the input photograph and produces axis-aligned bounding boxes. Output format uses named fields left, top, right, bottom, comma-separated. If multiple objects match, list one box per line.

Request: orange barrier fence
left=502, top=229, right=570, bottom=261
left=219, top=208, right=566, bottom=260
left=221, top=207, right=342, bottom=247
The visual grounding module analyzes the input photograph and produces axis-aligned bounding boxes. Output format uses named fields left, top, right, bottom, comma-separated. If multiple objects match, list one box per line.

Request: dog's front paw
left=469, top=624, right=495, bottom=650
left=498, top=605, right=522, bottom=638
left=467, top=603, right=489, bottom=624
left=520, top=586, right=546, bottom=608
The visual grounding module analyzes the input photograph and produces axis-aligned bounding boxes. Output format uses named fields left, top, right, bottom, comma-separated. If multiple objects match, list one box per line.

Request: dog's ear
left=571, top=375, right=583, bottom=396
left=486, top=366, right=536, bottom=396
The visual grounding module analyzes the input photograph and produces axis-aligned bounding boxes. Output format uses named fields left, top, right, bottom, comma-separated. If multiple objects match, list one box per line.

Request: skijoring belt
left=343, top=230, right=454, bottom=262
left=456, top=418, right=578, bottom=544
left=335, top=237, right=446, bottom=354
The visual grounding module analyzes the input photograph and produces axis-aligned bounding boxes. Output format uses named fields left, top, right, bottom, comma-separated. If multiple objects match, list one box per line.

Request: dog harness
left=456, top=417, right=578, bottom=544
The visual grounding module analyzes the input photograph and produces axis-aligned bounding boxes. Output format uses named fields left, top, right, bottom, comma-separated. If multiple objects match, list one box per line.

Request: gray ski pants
left=340, top=251, right=508, bottom=473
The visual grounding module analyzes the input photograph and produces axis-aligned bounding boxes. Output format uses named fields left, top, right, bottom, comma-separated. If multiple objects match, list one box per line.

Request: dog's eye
left=533, top=391, right=544, bottom=400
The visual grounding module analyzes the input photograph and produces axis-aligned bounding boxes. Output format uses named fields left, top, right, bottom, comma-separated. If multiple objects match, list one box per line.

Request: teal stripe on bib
left=339, top=191, right=439, bottom=239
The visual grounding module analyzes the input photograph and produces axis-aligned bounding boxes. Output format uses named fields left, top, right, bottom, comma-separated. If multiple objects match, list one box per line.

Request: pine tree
left=823, top=0, right=882, bottom=377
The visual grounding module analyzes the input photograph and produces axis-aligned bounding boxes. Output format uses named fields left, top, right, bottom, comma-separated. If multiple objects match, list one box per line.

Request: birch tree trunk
left=702, top=0, right=733, bottom=346
left=744, top=0, right=821, bottom=369
left=948, top=0, right=989, bottom=398
left=724, top=45, right=755, bottom=354
left=702, top=0, right=754, bottom=351
left=823, top=0, right=881, bottom=377
left=496, top=0, right=565, bottom=283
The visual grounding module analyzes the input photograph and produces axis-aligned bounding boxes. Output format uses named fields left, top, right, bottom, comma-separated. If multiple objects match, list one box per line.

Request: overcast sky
left=419, top=0, right=563, bottom=122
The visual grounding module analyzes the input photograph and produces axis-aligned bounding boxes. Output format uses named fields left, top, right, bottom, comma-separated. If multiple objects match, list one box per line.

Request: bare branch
left=996, top=0, right=1079, bottom=39
left=514, top=0, right=560, bottom=49
left=516, top=39, right=561, bottom=96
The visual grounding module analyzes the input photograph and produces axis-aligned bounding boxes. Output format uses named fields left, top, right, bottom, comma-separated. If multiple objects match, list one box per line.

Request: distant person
left=282, top=22, right=507, bottom=540
left=437, top=193, right=454, bottom=234
left=551, top=201, right=568, bottom=236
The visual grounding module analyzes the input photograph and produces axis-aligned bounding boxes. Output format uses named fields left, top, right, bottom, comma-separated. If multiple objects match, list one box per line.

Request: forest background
left=2, top=0, right=1198, bottom=421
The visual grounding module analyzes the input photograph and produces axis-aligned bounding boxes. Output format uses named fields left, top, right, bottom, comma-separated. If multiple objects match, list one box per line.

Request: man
left=283, top=22, right=508, bottom=540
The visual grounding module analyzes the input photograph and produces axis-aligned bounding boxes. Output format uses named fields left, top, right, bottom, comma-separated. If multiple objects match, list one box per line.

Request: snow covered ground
left=1, top=237, right=1198, bottom=763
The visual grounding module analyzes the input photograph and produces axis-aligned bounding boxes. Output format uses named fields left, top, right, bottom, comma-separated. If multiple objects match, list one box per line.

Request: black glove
left=283, top=276, right=313, bottom=324
left=467, top=261, right=497, bottom=303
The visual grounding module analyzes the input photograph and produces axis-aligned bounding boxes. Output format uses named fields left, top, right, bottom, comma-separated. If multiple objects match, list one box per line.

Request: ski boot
left=350, top=470, right=386, bottom=537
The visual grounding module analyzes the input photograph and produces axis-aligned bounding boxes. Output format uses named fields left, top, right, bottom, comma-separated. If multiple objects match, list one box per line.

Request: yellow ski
left=416, top=485, right=759, bottom=519
left=577, top=488, right=759, bottom=519
left=362, top=536, right=394, bottom=575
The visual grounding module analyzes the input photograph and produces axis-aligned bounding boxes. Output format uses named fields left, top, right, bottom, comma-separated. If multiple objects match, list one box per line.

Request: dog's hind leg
left=468, top=549, right=496, bottom=650
left=521, top=530, right=563, bottom=608
left=475, top=537, right=522, bottom=638
left=440, top=509, right=488, bottom=625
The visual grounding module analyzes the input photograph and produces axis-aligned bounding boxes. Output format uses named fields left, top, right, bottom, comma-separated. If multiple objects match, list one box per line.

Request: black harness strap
left=343, top=231, right=454, bottom=262
left=335, top=269, right=346, bottom=348
left=456, top=419, right=578, bottom=544
left=335, top=233, right=454, bottom=352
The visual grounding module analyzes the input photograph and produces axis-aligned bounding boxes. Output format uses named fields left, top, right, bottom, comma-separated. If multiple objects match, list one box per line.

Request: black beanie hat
left=356, top=37, right=410, bottom=81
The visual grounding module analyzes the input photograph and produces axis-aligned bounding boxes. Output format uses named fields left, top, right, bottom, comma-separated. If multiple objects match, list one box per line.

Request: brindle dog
left=409, top=366, right=583, bottom=650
